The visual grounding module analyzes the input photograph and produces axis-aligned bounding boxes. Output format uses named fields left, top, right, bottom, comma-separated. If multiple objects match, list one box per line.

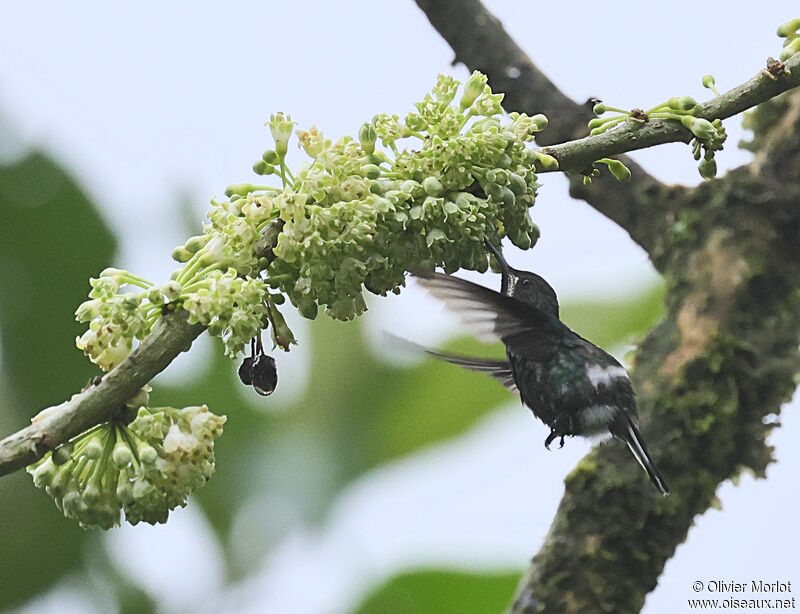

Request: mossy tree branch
left=413, top=0, right=800, bottom=611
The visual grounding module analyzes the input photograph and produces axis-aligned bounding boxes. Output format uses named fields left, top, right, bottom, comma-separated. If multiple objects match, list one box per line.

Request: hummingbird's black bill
left=484, top=237, right=512, bottom=275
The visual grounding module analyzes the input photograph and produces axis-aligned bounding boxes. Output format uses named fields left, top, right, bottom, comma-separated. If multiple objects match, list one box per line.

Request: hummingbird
left=412, top=239, right=669, bottom=495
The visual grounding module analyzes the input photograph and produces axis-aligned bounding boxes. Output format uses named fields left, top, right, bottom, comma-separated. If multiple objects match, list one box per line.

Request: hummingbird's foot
left=558, top=434, right=565, bottom=449
left=544, top=429, right=559, bottom=450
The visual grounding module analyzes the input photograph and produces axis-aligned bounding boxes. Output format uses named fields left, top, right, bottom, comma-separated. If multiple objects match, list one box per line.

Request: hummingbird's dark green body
left=414, top=240, right=669, bottom=495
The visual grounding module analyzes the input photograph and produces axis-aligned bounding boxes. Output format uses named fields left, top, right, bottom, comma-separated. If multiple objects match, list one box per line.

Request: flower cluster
left=778, top=18, right=800, bottom=60
left=223, top=72, right=549, bottom=320
left=76, top=260, right=271, bottom=369
left=589, top=91, right=727, bottom=180
left=27, top=403, right=225, bottom=529
left=77, top=71, right=549, bottom=357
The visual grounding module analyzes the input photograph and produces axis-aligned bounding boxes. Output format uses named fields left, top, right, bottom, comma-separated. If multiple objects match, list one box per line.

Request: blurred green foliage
left=561, top=284, right=666, bottom=350
left=0, top=146, right=664, bottom=612
left=0, top=152, right=115, bottom=608
left=354, top=569, right=522, bottom=614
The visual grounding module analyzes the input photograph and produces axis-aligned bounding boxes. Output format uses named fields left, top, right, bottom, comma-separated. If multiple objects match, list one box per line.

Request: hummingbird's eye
left=521, top=279, right=531, bottom=288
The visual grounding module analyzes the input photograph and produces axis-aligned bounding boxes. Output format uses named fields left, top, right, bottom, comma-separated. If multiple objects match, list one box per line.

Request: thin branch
left=539, top=55, right=800, bottom=172
left=0, top=220, right=283, bottom=477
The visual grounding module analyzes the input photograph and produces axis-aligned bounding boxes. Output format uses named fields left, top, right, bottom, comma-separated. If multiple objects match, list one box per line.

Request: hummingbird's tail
left=616, top=416, right=670, bottom=496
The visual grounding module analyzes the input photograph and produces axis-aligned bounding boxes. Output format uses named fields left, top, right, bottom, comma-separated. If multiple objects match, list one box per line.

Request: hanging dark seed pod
left=238, top=356, right=255, bottom=386
left=251, top=354, right=278, bottom=396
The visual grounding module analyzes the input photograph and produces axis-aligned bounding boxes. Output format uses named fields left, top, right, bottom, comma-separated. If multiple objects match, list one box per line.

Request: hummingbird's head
left=484, top=239, right=560, bottom=317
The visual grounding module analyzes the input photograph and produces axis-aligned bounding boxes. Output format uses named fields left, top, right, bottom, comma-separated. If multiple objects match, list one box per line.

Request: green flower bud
left=369, top=179, right=386, bottom=195
left=138, top=444, right=158, bottom=465
left=112, top=442, right=134, bottom=468
left=460, top=71, right=488, bottom=111
left=360, top=164, right=381, bottom=179
left=598, top=158, right=632, bottom=182
left=692, top=139, right=703, bottom=160
left=426, top=228, right=449, bottom=247
left=52, top=444, right=73, bottom=466
left=262, top=149, right=279, bottom=164
left=777, top=18, right=800, bottom=38
left=455, top=192, right=473, bottom=209
left=701, top=74, right=720, bottom=96
left=500, top=187, right=516, bottom=207
left=48, top=464, right=72, bottom=498
left=268, top=301, right=296, bottom=351
left=172, top=246, right=193, bottom=263
left=358, top=123, right=378, bottom=154
left=147, top=288, right=165, bottom=305
left=593, top=103, right=607, bottom=115
left=84, top=438, right=104, bottom=459
left=698, top=156, right=717, bottom=179
left=779, top=37, right=800, bottom=61
left=422, top=176, right=444, bottom=196
left=533, top=151, right=559, bottom=171
left=83, top=480, right=102, bottom=504
left=588, top=118, right=607, bottom=130
left=61, top=489, right=83, bottom=519
left=298, top=299, right=318, bottom=320
left=443, top=200, right=459, bottom=215
left=225, top=183, right=260, bottom=198
left=99, top=267, right=126, bottom=279
left=253, top=160, right=275, bottom=175
left=530, top=114, right=548, bottom=131
left=667, top=96, right=699, bottom=112
left=680, top=115, right=717, bottom=141
left=508, top=173, right=527, bottom=195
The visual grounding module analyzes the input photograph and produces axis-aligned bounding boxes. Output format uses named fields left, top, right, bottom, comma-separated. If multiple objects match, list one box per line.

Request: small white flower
left=163, top=423, right=199, bottom=454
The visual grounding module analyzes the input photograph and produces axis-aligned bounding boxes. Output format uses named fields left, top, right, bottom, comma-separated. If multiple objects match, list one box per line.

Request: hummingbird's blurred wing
left=414, top=272, right=564, bottom=360
left=385, top=332, right=518, bottom=393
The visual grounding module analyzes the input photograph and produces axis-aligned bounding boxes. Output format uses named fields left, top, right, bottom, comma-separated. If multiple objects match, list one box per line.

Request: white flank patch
left=585, top=364, right=627, bottom=388
left=579, top=404, right=618, bottom=433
